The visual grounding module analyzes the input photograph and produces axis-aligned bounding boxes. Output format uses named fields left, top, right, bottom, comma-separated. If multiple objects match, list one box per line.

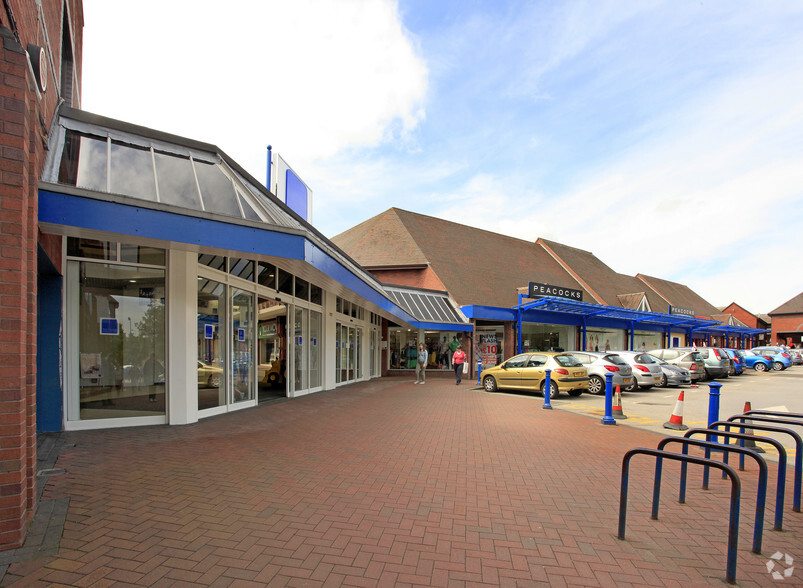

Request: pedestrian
left=452, top=344, right=466, bottom=385
left=414, top=343, right=428, bottom=384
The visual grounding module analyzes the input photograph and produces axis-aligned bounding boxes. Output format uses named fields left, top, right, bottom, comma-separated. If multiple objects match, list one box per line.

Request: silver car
left=611, top=351, right=663, bottom=391
left=649, top=355, right=692, bottom=387
left=567, top=351, right=634, bottom=395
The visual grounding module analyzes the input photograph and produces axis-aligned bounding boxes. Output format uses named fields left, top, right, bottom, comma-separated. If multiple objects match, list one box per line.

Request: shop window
left=198, top=278, right=226, bottom=410
left=229, top=258, right=254, bottom=281
left=67, top=238, right=117, bottom=261
left=120, top=245, right=165, bottom=266
left=310, top=285, right=323, bottom=306
left=232, top=289, right=255, bottom=403
left=257, top=262, right=276, bottom=288
left=277, top=269, right=293, bottom=295
left=70, top=261, right=165, bottom=420
left=295, top=277, right=309, bottom=301
left=199, top=254, right=226, bottom=272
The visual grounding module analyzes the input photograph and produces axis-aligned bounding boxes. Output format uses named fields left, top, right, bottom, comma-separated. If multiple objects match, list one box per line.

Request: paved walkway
left=2, top=378, right=800, bottom=586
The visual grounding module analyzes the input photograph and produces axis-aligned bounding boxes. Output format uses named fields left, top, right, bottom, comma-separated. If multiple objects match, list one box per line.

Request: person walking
left=414, top=343, right=428, bottom=384
left=452, top=344, right=466, bottom=385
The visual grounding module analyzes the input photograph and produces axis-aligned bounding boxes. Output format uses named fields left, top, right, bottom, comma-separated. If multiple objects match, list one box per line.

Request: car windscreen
left=554, top=354, right=582, bottom=367
left=602, top=354, right=628, bottom=366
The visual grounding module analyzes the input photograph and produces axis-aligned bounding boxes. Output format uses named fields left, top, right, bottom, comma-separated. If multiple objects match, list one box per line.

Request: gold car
left=481, top=352, right=589, bottom=397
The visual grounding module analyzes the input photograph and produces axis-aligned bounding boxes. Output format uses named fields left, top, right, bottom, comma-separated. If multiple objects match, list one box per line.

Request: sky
left=81, top=0, right=803, bottom=315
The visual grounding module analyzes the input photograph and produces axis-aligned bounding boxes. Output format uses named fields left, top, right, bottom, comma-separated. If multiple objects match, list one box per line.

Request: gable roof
left=636, top=274, right=722, bottom=318
left=537, top=239, right=669, bottom=311
left=769, top=292, right=803, bottom=315
left=332, top=209, right=589, bottom=308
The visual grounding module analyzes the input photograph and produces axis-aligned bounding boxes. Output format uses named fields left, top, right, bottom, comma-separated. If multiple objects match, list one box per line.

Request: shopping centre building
left=0, top=0, right=768, bottom=549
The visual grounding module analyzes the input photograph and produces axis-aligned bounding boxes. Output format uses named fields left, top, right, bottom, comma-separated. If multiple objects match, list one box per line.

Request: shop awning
left=384, top=286, right=472, bottom=331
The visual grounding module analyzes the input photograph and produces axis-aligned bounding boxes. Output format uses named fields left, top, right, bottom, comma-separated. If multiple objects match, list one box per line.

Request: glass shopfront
left=388, top=328, right=465, bottom=371
left=521, top=323, right=572, bottom=353
left=197, top=278, right=226, bottom=410
left=584, top=328, right=625, bottom=352
left=632, top=330, right=664, bottom=352
left=66, top=240, right=166, bottom=423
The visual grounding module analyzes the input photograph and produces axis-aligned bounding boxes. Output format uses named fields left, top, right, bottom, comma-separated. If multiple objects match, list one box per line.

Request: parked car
left=481, top=352, right=588, bottom=397
left=648, top=356, right=692, bottom=387
left=567, top=351, right=634, bottom=395
left=739, top=349, right=774, bottom=372
left=785, top=347, right=803, bottom=365
left=671, top=347, right=730, bottom=380
left=751, top=346, right=793, bottom=371
left=197, top=360, right=223, bottom=388
left=722, top=349, right=745, bottom=376
left=611, top=351, right=663, bottom=391
left=647, top=348, right=706, bottom=382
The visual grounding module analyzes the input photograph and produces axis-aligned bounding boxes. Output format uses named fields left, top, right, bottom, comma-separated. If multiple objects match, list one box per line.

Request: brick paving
left=2, top=378, right=800, bottom=586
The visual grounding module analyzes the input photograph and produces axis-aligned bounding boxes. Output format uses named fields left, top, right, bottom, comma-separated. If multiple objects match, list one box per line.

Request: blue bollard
left=601, top=372, right=616, bottom=425
left=543, top=368, right=553, bottom=410
left=476, top=358, right=482, bottom=385
left=708, top=381, right=722, bottom=444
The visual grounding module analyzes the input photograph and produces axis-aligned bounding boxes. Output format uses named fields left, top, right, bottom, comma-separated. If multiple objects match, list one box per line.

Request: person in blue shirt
left=414, top=343, right=428, bottom=384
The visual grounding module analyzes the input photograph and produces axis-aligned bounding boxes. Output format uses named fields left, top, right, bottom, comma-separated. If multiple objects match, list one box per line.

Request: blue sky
left=82, top=0, right=803, bottom=314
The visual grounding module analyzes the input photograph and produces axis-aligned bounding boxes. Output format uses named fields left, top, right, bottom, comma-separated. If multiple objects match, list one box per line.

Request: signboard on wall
left=476, top=327, right=501, bottom=367
left=528, top=282, right=583, bottom=301
left=669, top=305, right=695, bottom=317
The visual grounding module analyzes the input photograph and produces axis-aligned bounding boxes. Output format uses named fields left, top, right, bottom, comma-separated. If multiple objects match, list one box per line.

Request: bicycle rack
left=719, top=416, right=803, bottom=513
left=656, top=437, right=767, bottom=553
left=684, top=428, right=787, bottom=531
left=744, top=410, right=803, bottom=421
left=619, top=448, right=741, bottom=584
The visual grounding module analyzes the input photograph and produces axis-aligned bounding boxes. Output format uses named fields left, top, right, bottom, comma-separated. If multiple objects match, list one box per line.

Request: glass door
left=197, top=278, right=226, bottom=411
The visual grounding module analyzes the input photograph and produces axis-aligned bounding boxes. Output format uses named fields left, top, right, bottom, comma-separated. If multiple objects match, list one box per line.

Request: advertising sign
left=476, top=327, right=500, bottom=367
left=528, top=282, right=583, bottom=301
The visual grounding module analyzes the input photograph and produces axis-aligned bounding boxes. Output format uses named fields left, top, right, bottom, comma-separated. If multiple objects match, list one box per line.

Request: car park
left=649, top=356, right=692, bottom=387
left=723, top=349, right=745, bottom=376
left=647, top=348, right=706, bottom=382
left=739, top=349, right=774, bottom=372
left=566, top=351, right=634, bottom=395
left=671, top=347, right=730, bottom=380
left=611, top=351, right=663, bottom=391
left=481, top=352, right=588, bottom=397
left=751, top=346, right=793, bottom=371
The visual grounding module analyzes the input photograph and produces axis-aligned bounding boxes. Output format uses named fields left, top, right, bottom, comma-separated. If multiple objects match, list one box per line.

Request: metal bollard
left=476, top=358, right=482, bottom=385
left=708, top=381, right=722, bottom=443
left=543, top=368, right=553, bottom=410
left=601, top=372, right=616, bottom=425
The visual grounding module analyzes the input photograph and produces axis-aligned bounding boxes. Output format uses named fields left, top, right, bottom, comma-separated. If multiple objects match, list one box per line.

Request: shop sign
left=669, top=305, right=695, bottom=317
left=258, top=321, right=277, bottom=338
left=477, top=327, right=500, bottom=367
left=528, top=281, right=583, bottom=301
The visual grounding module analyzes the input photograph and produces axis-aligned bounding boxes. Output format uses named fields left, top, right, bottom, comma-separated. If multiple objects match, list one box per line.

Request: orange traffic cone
left=741, top=401, right=765, bottom=453
left=663, top=391, right=688, bottom=431
left=612, top=385, right=627, bottom=419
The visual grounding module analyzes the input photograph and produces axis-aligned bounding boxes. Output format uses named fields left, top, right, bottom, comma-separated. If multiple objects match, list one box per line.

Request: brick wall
left=771, top=314, right=803, bottom=345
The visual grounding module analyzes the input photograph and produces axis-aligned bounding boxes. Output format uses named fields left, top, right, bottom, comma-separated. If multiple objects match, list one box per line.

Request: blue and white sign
left=238, top=328, right=246, bottom=342
left=205, top=324, right=214, bottom=339
left=100, top=318, right=119, bottom=335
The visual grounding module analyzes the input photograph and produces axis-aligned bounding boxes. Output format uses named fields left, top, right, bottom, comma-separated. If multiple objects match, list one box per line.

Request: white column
left=168, top=250, right=198, bottom=424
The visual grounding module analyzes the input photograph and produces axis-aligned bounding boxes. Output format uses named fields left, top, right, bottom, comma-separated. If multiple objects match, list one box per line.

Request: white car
left=610, top=351, right=663, bottom=391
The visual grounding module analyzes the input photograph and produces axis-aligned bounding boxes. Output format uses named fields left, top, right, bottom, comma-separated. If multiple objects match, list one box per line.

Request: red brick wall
left=0, top=0, right=83, bottom=550
left=721, top=303, right=758, bottom=328
left=771, top=315, right=803, bottom=345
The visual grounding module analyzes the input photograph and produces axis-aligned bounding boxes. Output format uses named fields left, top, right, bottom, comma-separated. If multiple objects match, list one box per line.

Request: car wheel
left=568, top=389, right=583, bottom=397
left=773, top=361, right=784, bottom=371
left=208, top=373, right=221, bottom=388
left=268, top=372, right=279, bottom=385
left=657, top=374, right=667, bottom=388
left=624, top=379, right=638, bottom=392
left=754, top=362, right=768, bottom=372
left=483, top=375, right=497, bottom=392
left=540, top=380, right=559, bottom=398
left=587, top=375, right=604, bottom=395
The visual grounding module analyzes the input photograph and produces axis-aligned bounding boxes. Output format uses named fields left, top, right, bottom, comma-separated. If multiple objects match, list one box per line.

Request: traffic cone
left=740, top=401, right=765, bottom=453
left=612, top=385, right=627, bottom=419
left=663, top=391, right=689, bottom=431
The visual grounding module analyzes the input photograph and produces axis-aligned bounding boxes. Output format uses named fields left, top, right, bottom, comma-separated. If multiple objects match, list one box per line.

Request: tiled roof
left=769, top=292, right=803, bottom=315
left=636, top=274, right=722, bottom=319
left=537, top=239, right=669, bottom=311
left=333, top=209, right=590, bottom=308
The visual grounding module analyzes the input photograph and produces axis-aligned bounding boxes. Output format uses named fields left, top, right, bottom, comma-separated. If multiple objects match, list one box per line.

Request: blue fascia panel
left=411, top=321, right=473, bottom=332
left=461, top=305, right=519, bottom=321
left=39, top=190, right=306, bottom=259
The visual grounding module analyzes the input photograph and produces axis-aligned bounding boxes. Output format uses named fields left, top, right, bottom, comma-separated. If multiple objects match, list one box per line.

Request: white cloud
left=82, top=0, right=428, bottom=182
